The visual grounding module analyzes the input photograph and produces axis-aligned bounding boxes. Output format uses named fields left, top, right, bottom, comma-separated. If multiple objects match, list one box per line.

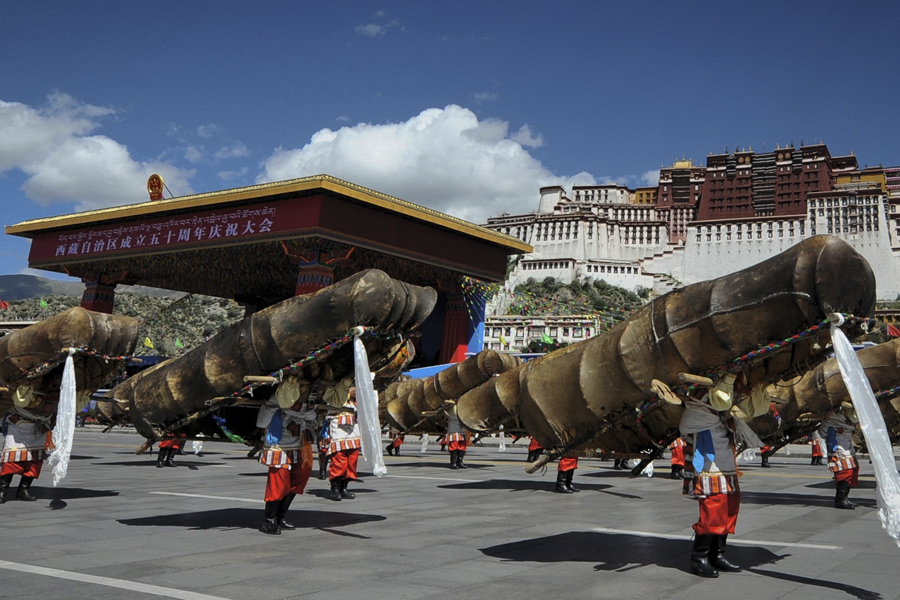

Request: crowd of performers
left=254, top=373, right=362, bottom=535
left=0, top=369, right=868, bottom=579
left=668, top=375, right=862, bottom=578
left=0, top=385, right=55, bottom=503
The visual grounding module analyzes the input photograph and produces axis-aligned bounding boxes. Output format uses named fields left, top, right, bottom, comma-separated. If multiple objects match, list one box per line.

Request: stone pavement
left=0, top=430, right=897, bottom=600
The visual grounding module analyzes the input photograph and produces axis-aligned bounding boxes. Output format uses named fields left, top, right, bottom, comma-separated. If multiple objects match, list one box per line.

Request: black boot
left=614, top=459, right=624, bottom=470
left=340, top=478, right=356, bottom=499
left=164, top=447, right=177, bottom=467
left=16, top=476, right=37, bottom=502
left=259, top=501, right=281, bottom=535
left=449, top=450, right=459, bottom=469
left=277, top=493, right=296, bottom=530
left=554, top=470, right=574, bottom=494
left=760, top=454, right=770, bottom=468
left=689, top=534, right=719, bottom=578
left=329, top=479, right=342, bottom=501
left=0, top=474, right=12, bottom=503
left=709, top=534, right=741, bottom=572
left=156, top=448, right=166, bottom=468
left=386, top=445, right=394, bottom=456
left=456, top=450, right=468, bottom=469
left=318, top=455, right=328, bottom=480
left=565, top=469, right=579, bottom=492
left=670, top=465, right=681, bottom=480
left=835, top=480, right=856, bottom=509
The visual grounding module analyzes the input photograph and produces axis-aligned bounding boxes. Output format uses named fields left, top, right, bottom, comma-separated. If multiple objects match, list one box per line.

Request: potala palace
left=484, top=142, right=900, bottom=301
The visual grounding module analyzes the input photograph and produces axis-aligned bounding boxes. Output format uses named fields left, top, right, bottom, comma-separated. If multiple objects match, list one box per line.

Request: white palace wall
left=496, top=186, right=900, bottom=302
left=665, top=224, right=900, bottom=300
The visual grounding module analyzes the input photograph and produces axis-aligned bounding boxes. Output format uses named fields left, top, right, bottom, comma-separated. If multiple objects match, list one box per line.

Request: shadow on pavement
left=806, top=480, right=877, bottom=490
left=118, top=507, right=386, bottom=533
left=28, top=486, right=120, bottom=502
left=581, top=470, right=647, bottom=478
left=383, top=461, right=493, bottom=469
left=482, top=530, right=776, bottom=571
left=306, top=486, right=377, bottom=500
left=481, top=531, right=881, bottom=599
left=742, top=490, right=877, bottom=509
left=99, top=460, right=234, bottom=469
left=437, top=479, right=642, bottom=498
left=746, top=568, right=882, bottom=600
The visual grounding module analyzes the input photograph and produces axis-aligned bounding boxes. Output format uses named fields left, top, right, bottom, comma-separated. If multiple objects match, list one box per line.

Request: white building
left=482, top=315, right=601, bottom=352
left=490, top=184, right=667, bottom=294
left=486, top=181, right=900, bottom=301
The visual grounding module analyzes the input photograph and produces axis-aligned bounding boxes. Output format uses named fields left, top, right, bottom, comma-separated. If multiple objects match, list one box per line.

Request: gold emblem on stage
left=147, top=174, right=164, bottom=201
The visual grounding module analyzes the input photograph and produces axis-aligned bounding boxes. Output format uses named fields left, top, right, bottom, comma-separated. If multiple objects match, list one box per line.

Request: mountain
left=0, top=274, right=182, bottom=301
left=0, top=274, right=84, bottom=300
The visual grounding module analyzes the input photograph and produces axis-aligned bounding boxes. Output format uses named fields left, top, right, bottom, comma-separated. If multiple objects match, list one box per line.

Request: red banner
left=27, top=196, right=322, bottom=264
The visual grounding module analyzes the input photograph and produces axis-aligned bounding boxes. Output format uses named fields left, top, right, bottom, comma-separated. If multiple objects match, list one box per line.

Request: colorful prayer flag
left=499, top=334, right=508, bottom=347
left=0, top=300, right=8, bottom=310
left=39, top=298, right=48, bottom=308
left=540, top=332, right=554, bottom=345
left=143, top=337, right=154, bottom=349
left=888, top=324, right=900, bottom=338
left=175, top=338, right=184, bottom=348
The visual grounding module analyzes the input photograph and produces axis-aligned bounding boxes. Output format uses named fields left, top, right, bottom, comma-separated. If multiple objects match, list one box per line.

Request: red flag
left=0, top=300, right=8, bottom=310
left=888, top=324, right=900, bottom=338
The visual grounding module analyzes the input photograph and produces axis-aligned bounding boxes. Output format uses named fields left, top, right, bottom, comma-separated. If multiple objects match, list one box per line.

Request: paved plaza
left=0, top=429, right=897, bottom=600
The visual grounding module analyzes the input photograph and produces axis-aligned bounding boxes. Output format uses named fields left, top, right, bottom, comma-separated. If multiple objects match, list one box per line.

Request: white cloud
left=196, top=123, right=223, bottom=139
left=511, top=125, right=543, bottom=149
left=355, top=15, right=402, bottom=37
left=214, top=142, right=250, bottom=160
left=355, top=23, right=385, bottom=37
left=0, top=94, right=195, bottom=210
left=185, top=145, right=204, bottom=163
left=473, top=92, right=498, bottom=104
left=163, top=119, right=248, bottom=165
left=641, top=169, right=660, bottom=186
left=257, top=105, right=592, bottom=223
left=218, top=166, right=249, bottom=183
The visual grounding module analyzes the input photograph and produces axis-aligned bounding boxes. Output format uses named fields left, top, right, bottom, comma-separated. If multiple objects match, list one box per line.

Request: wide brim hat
left=13, top=385, right=34, bottom=408
left=275, top=376, right=310, bottom=409
left=840, top=401, right=859, bottom=423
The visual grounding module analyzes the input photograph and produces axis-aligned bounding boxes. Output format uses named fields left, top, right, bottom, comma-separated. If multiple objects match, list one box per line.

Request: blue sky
left=2, top=2, right=899, bottom=280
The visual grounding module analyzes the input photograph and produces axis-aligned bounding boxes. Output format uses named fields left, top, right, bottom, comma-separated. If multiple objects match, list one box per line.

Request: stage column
left=439, top=293, right=469, bottom=364
left=467, top=292, right=486, bottom=355
left=294, top=251, right=334, bottom=296
left=80, top=275, right=118, bottom=314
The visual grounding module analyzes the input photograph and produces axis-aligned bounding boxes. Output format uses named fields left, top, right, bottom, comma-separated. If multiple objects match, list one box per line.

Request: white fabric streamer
left=353, top=333, right=387, bottom=477
left=498, top=430, right=506, bottom=452
left=47, top=349, right=77, bottom=486
left=420, top=434, right=429, bottom=453
left=831, top=323, right=900, bottom=546
left=628, top=458, right=654, bottom=477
